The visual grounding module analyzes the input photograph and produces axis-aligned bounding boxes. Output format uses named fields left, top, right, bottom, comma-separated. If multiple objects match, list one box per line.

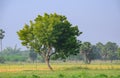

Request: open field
left=0, top=62, right=120, bottom=78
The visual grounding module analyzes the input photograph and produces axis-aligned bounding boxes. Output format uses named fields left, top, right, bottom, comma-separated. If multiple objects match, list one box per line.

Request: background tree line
left=0, top=41, right=120, bottom=64
left=78, top=41, right=120, bottom=64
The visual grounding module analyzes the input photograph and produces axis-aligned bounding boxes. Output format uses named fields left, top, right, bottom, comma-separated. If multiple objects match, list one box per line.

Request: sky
left=0, top=0, right=120, bottom=50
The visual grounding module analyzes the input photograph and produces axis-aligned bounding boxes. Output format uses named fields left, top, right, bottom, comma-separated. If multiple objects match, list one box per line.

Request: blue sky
left=0, top=0, right=120, bottom=50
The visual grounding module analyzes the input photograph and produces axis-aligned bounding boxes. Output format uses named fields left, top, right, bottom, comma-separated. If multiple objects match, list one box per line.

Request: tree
left=0, top=45, right=28, bottom=62
left=2, top=45, right=21, bottom=54
left=17, top=13, right=82, bottom=70
left=91, top=45, right=101, bottom=60
left=0, top=29, right=5, bottom=52
left=105, top=42, right=118, bottom=62
left=96, top=42, right=106, bottom=60
left=80, top=42, right=93, bottom=64
left=96, top=42, right=119, bottom=61
left=29, top=49, right=37, bottom=63
left=0, top=56, right=5, bottom=63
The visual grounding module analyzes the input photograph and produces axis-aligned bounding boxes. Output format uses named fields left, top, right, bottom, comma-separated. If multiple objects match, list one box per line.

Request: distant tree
left=1, top=46, right=28, bottom=62
left=0, top=56, right=5, bottom=63
left=80, top=42, right=93, bottom=64
left=17, top=13, right=82, bottom=70
left=2, top=45, right=21, bottom=54
left=29, top=49, right=37, bottom=63
left=0, top=29, right=5, bottom=52
left=91, top=45, right=101, bottom=60
left=105, top=42, right=118, bottom=62
left=96, top=42, right=106, bottom=60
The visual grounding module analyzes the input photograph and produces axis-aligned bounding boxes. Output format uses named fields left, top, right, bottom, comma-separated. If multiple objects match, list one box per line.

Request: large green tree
left=17, top=13, right=82, bottom=70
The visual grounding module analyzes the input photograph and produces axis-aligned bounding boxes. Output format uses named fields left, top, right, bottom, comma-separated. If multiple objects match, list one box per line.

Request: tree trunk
left=88, top=59, right=91, bottom=64
left=45, top=56, right=53, bottom=71
left=84, top=53, right=89, bottom=64
left=110, top=59, right=113, bottom=63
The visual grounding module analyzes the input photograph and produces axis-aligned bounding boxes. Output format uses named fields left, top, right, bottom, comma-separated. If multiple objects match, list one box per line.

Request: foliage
left=1, top=45, right=21, bottom=55
left=17, top=13, right=82, bottom=70
left=0, top=41, right=119, bottom=63
left=0, top=29, right=5, bottom=39
left=91, top=45, right=101, bottom=59
left=32, top=74, right=40, bottom=78
left=0, top=46, right=29, bottom=62
left=105, top=42, right=118, bottom=62
left=0, top=56, right=5, bottom=63
left=96, top=42, right=106, bottom=60
left=80, top=42, right=93, bottom=64
left=29, top=49, right=37, bottom=63
left=96, top=42, right=119, bottom=61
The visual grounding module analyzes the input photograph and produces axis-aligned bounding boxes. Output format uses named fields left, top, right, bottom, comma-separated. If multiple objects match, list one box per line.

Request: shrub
left=58, top=74, right=64, bottom=78
left=32, top=74, right=40, bottom=78
left=94, top=74, right=108, bottom=78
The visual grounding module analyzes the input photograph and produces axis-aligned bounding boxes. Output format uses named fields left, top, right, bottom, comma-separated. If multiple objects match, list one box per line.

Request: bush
left=94, top=74, right=108, bottom=78
left=58, top=74, right=65, bottom=78
left=32, top=74, right=40, bottom=78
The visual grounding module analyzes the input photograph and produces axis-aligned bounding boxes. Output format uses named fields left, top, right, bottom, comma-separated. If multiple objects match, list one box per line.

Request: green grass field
left=0, top=62, right=120, bottom=78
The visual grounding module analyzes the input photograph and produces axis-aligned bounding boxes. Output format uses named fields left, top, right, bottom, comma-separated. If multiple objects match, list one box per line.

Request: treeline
left=0, top=45, right=42, bottom=63
left=0, top=42, right=120, bottom=64
left=68, top=41, right=120, bottom=64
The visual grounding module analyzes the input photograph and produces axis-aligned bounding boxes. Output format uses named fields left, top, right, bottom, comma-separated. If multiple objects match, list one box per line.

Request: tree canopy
left=80, top=42, right=93, bottom=64
left=17, top=13, right=82, bottom=70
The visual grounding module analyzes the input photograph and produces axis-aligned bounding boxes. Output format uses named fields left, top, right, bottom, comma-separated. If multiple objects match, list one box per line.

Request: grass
left=0, top=69, right=120, bottom=78
left=0, top=62, right=120, bottom=78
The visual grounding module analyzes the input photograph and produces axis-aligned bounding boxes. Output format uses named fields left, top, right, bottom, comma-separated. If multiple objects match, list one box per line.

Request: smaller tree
left=29, top=49, right=37, bottom=63
left=105, top=42, right=118, bottom=62
left=0, top=29, right=5, bottom=52
left=96, top=42, right=106, bottom=60
left=80, top=42, right=93, bottom=64
left=91, top=45, right=101, bottom=60
left=1, top=46, right=28, bottom=62
left=0, top=56, right=5, bottom=63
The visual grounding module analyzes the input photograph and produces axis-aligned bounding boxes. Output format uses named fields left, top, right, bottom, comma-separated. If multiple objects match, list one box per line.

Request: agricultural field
left=0, top=62, right=120, bottom=78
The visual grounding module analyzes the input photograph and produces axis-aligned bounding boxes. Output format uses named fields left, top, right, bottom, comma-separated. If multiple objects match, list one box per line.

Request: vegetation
left=29, top=49, right=37, bottom=63
left=0, top=63, right=120, bottom=78
left=0, top=41, right=120, bottom=64
left=17, top=13, right=82, bottom=70
left=1, top=12, right=120, bottom=78
left=0, top=56, right=5, bottom=63
left=0, top=46, right=28, bottom=62
left=79, top=42, right=120, bottom=64
left=80, top=42, right=93, bottom=64
left=0, top=29, right=5, bottom=51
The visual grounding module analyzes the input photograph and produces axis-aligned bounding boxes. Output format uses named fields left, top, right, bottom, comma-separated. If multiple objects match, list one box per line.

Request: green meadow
left=0, top=62, right=120, bottom=78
